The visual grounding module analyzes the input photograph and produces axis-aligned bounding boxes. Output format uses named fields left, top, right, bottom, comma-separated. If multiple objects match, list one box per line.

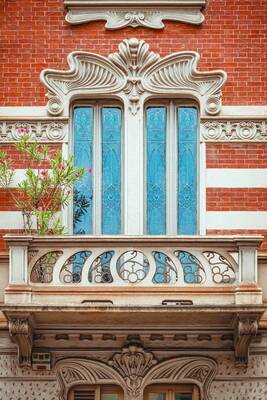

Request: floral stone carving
left=41, top=38, right=227, bottom=117
left=55, top=342, right=217, bottom=400
left=64, top=1, right=206, bottom=29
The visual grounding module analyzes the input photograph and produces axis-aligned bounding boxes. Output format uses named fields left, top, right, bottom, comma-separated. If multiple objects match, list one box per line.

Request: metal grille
left=74, top=390, right=95, bottom=400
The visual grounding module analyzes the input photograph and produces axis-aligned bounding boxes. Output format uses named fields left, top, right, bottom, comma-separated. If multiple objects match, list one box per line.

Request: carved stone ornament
left=9, top=317, right=33, bottom=368
left=55, top=344, right=217, bottom=400
left=201, top=119, right=267, bottom=141
left=108, top=342, right=158, bottom=397
left=234, top=314, right=259, bottom=368
left=41, top=38, right=227, bottom=117
left=0, top=120, right=67, bottom=142
left=64, top=0, right=206, bottom=29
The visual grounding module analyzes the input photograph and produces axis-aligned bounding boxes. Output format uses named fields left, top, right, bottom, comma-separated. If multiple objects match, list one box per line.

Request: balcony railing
left=4, top=235, right=263, bottom=306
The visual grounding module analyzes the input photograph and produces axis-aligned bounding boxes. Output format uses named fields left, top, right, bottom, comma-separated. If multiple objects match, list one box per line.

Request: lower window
left=145, top=385, right=199, bottom=400
left=69, top=385, right=198, bottom=400
left=68, top=385, right=123, bottom=400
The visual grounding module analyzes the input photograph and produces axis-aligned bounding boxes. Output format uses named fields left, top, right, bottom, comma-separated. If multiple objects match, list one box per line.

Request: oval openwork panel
left=88, top=251, right=114, bottom=283
left=202, top=251, right=236, bottom=284
left=30, top=251, right=63, bottom=283
left=174, top=250, right=206, bottom=284
left=116, top=250, right=149, bottom=284
left=152, top=251, right=178, bottom=284
left=60, top=251, right=92, bottom=284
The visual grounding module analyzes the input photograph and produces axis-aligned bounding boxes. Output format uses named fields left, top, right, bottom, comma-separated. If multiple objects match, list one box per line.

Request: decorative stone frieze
left=9, top=317, right=33, bottom=368
left=0, top=120, right=67, bottom=142
left=234, top=314, right=259, bottom=368
left=64, top=1, right=206, bottom=29
left=41, top=38, right=227, bottom=117
left=201, top=119, right=267, bottom=141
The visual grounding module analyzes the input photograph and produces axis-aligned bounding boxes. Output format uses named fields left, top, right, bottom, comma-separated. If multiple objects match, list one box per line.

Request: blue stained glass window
left=73, top=107, right=93, bottom=234
left=101, top=107, right=122, bottom=234
left=177, top=107, right=198, bottom=234
left=146, top=107, right=167, bottom=235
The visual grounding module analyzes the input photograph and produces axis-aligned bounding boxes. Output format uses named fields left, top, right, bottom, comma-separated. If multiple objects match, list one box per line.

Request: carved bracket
left=64, top=1, right=206, bottom=29
left=9, top=317, right=33, bottom=367
left=55, top=341, right=217, bottom=400
left=41, top=38, right=227, bottom=117
left=234, top=314, right=259, bottom=367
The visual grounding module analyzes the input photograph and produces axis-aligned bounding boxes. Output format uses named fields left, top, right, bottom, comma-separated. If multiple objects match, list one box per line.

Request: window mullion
left=93, top=104, right=102, bottom=234
left=166, top=101, right=177, bottom=234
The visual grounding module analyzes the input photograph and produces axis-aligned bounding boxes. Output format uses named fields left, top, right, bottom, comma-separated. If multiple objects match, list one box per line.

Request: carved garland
left=41, top=38, right=227, bottom=117
left=55, top=343, right=217, bottom=400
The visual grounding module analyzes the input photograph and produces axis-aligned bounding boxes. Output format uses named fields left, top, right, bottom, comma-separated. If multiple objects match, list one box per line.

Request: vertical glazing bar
left=146, top=107, right=167, bottom=234
left=101, top=107, right=122, bottom=234
left=177, top=107, right=198, bottom=234
left=73, top=107, right=93, bottom=234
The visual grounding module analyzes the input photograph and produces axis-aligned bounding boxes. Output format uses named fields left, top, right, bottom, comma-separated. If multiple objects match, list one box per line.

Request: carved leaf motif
left=109, top=344, right=157, bottom=396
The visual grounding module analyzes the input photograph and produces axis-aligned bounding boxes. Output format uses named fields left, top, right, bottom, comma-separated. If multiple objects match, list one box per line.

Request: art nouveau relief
left=55, top=342, right=217, bottom=400
left=64, top=1, right=206, bottom=29
left=41, top=38, right=227, bottom=117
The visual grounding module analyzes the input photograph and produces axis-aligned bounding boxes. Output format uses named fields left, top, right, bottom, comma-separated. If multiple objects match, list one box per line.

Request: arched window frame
left=40, top=38, right=227, bottom=235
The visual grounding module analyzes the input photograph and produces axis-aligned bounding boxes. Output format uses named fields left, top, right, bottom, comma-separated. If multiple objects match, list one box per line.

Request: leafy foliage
left=0, top=132, right=85, bottom=234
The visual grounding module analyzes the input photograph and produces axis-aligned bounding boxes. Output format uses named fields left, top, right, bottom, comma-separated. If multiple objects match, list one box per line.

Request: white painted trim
left=0, top=212, right=24, bottom=229
left=206, top=211, right=267, bottom=230
left=199, top=141, right=206, bottom=234
left=206, top=169, right=267, bottom=188
left=0, top=106, right=267, bottom=119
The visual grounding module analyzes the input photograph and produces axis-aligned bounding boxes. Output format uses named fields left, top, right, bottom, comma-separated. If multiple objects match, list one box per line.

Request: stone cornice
left=64, top=0, right=206, bottom=29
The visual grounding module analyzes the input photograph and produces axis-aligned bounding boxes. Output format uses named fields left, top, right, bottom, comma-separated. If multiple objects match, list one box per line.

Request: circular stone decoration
left=116, top=250, right=150, bottom=284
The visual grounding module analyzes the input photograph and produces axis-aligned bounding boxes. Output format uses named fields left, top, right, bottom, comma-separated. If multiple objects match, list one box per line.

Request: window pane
left=102, top=107, right=122, bottom=234
left=148, top=393, right=166, bottom=400
left=177, top=107, right=198, bottom=234
left=146, top=107, right=167, bottom=234
left=175, top=394, right=192, bottom=400
left=73, top=107, right=93, bottom=234
left=101, top=394, right=119, bottom=400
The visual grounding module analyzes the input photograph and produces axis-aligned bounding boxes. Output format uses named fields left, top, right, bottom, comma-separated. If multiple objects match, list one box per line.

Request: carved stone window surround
left=64, top=0, right=207, bottom=30
left=55, top=343, right=217, bottom=400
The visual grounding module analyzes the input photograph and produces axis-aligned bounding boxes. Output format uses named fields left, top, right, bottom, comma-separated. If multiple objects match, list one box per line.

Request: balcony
left=1, top=234, right=266, bottom=368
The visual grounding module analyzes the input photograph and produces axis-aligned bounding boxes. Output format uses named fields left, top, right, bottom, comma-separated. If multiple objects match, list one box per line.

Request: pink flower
left=17, top=128, right=24, bottom=134
left=10, top=167, right=15, bottom=172
left=25, top=128, right=30, bottom=134
left=67, top=187, right=71, bottom=194
left=38, top=206, right=43, bottom=212
left=87, top=167, right=93, bottom=174
left=40, top=169, right=48, bottom=179
left=59, top=163, right=66, bottom=171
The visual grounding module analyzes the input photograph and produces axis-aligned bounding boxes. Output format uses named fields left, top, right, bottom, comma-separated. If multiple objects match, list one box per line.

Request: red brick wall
left=0, top=0, right=267, bottom=106
left=206, top=144, right=267, bottom=168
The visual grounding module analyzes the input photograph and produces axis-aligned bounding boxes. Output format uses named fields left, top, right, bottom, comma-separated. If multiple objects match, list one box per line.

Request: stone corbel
left=234, top=314, right=258, bottom=367
left=9, top=316, right=33, bottom=367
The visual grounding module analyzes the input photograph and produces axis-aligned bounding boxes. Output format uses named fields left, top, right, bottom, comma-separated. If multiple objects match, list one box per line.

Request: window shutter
left=74, top=390, right=96, bottom=400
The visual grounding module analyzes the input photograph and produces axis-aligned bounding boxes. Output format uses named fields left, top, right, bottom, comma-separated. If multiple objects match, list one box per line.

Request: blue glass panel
left=177, top=107, right=198, bottom=234
left=146, top=107, right=167, bottom=234
left=102, top=107, right=122, bottom=234
left=73, top=107, right=93, bottom=234
left=175, top=250, right=205, bottom=284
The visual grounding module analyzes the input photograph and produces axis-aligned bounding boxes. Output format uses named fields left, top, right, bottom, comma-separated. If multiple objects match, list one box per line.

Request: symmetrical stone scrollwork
left=55, top=345, right=217, bottom=400
left=9, top=317, right=33, bottom=368
left=201, top=120, right=267, bottom=141
left=108, top=342, right=157, bottom=397
left=234, top=314, right=259, bottom=367
left=41, top=38, right=227, bottom=117
left=0, top=120, right=67, bottom=142
left=144, top=356, right=217, bottom=400
left=64, top=1, right=206, bottom=29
